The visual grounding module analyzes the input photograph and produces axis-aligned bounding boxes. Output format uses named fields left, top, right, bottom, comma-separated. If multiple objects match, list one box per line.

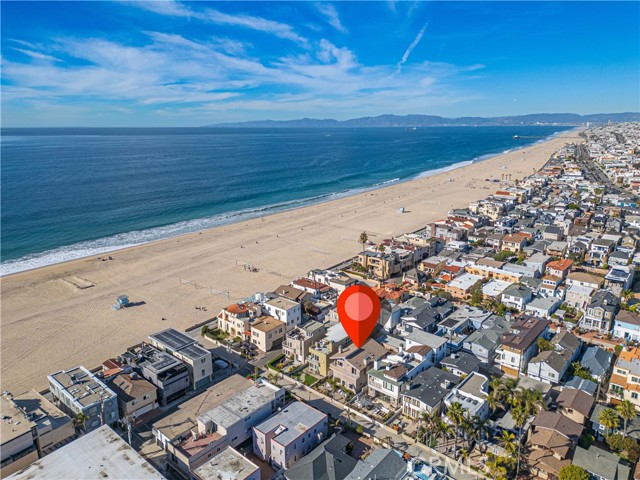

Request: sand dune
left=1, top=131, right=580, bottom=393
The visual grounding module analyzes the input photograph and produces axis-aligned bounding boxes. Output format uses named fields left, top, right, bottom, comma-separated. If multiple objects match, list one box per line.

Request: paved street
left=277, top=376, right=484, bottom=480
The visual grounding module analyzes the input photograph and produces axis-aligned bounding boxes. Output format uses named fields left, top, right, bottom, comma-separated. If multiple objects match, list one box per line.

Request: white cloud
left=2, top=27, right=481, bottom=124
left=11, top=48, right=61, bottom=63
left=315, top=3, right=347, bottom=33
left=125, top=0, right=307, bottom=45
left=396, top=23, right=428, bottom=73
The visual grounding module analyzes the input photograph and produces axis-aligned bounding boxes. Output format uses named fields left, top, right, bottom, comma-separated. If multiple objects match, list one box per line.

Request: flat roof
left=12, top=390, right=73, bottom=439
left=251, top=315, right=284, bottom=333
left=154, top=375, right=253, bottom=440
left=149, top=328, right=194, bottom=351
left=1, top=395, right=35, bottom=445
left=7, top=425, right=163, bottom=480
left=192, top=447, right=259, bottom=480
left=254, top=401, right=326, bottom=447
left=199, top=381, right=283, bottom=430
left=178, top=343, right=210, bottom=361
left=48, top=366, right=117, bottom=408
left=266, top=295, right=299, bottom=310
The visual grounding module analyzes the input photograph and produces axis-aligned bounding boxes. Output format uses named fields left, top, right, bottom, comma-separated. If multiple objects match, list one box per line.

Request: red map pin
left=337, top=284, right=381, bottom=348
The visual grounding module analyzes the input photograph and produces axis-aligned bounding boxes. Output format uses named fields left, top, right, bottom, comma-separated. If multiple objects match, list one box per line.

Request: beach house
left=47, top=366, right=119, bottom=432
left=253, top=401, right=328, bottom=470
left=250, top=315, right=286, bottom=353
left=148, top=328, right=213, bottom=390
left=495, top=316, right=551, bottom=376
left=329, top=339, right=387, bottom=394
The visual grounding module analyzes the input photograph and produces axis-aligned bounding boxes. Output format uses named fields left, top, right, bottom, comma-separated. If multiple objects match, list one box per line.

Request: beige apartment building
left=307, top=323, right=351, bottom=377
left=250, top=315, right=286, bottom=352
left=329, top=339, right=387, bottom=393
left=217, top=302, right=262, bottom=339
left=1, top=391, right=75, bottom=477
left=283, top=320, right=326, bottom=364
left=608, top=347, right=640, bottom=410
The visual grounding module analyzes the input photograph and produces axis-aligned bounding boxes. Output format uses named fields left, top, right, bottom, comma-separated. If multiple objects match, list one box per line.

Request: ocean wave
left=0, top=175, right=405, bottom=276
left=2, top=129, right=566, bottom=275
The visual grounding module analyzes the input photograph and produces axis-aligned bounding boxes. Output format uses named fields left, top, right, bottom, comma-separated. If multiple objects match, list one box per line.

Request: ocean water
left=1, top=126, right=570, bottom=274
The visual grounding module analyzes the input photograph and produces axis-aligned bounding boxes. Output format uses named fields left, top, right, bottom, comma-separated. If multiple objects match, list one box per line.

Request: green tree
left=495, top=430, right=517, bottom=456
left=617, top=400, right=636, bottom=437
left=599, top=408, right=620, bottom=436
left=447, top=402, right=466, bottom=458
left=73, top=412, right=89, bottom=433
left=359, top=231, right=368, bottom=253
left=471, top=283, right=484, bottom=306
left=486, top=453, right=508, bottom=480
left=512, top=404, right=528, bottom=479
left=496, top=303, right=508, bottom=316
left=200, top=325, right=210, bottom=337
left=571, top=361, right=596, bottom=382
left=435, top=290, right=453, bottom=301
left=378, top=244, right=386, bottom=252
left=537, top=337, right=554, bottom=351
left=558, top=464, right=589, bottom=480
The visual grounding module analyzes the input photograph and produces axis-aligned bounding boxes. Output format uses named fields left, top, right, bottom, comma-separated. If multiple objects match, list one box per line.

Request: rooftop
left=1, top=395, right=36, bottom=445
left=192, top=447, right=260, bottom=480
left=6, top=425, right=163, bottom=480
left=501, top=316, right=550, bottom=352
left=198, top=380, right=283, bottom=431
left=251, top=315, right=285, bottom=333
left=149, top=328, right=194, bottom=351
left=153, top=374, right=253, bottom=440
left=266, top=295, right=300, bottom=310
left=557, top=387, right=595, bottom=417
left=48, top=366, right=117, bottom=408
left=331, top=339, right=387, bottom=370
left=254, top=401, right=326, bottom=447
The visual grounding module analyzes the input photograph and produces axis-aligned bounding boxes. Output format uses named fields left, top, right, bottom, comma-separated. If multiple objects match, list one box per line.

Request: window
left=632, top=377, right=640, bottom=383
left=632, top=392, right=639, bottom=400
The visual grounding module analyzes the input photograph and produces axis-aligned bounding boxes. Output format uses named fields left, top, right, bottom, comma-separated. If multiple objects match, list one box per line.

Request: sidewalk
left=278, top=376, right=487, bottom=480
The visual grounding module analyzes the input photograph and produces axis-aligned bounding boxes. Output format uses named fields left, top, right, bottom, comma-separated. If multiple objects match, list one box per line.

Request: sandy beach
left=1, top=131, right=581, bottom=393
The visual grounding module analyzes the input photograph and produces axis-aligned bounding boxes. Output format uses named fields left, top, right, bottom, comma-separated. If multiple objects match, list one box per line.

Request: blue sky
left=2, top=1, right=639, bottom=126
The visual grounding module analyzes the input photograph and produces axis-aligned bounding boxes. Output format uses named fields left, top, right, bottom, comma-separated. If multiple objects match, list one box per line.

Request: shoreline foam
left=1, top=130, right=581, bottom=393
left=1, top=130, right=568, bottom=276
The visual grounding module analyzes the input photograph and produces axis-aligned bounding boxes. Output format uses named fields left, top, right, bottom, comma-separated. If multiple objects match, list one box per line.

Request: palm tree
left=73, top=412, right=89, bottom=433
left=420, top=409, right=439, bottom=446
left=513, top=388, right=544, bottom=416
left=434, top=420, right=452, bottom=452
left=447, top=402, right=466, bottom=458
left=503, top=377, right=520, bottom=406
left=599, top=408, right=620, bottom=437
left=344, top=410, right=353, bottom=430
left=496, top=430, right=517, bottom=456
left=359, top=231, right=368, bottom=253
left=512, top=404, right=528, bottom=480
left=616, top=401, right=636, bottom=437
left=467, top=416, right=487, bottom=448
left=486, top=453, right=508, bottom=480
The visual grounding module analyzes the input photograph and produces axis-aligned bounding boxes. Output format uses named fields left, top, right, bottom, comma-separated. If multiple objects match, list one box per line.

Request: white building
left=7, top=425, right=162, bottom=480
left=263, top=296, right=302, bottom=330
left=148, top=328, right=213, bottom=390
left=444, top=372, right=490, bottom=421
left=253, top=402, right=328, bottom=470
left=192, top=447, right=261, bottom=480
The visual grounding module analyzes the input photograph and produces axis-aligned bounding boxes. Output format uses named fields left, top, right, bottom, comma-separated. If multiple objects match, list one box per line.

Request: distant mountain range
left=207, top=112, right=640, bottom=128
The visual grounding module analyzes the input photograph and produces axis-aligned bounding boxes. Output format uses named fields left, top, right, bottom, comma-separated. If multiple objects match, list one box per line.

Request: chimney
left=374, top=360, right=380, bottom=371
